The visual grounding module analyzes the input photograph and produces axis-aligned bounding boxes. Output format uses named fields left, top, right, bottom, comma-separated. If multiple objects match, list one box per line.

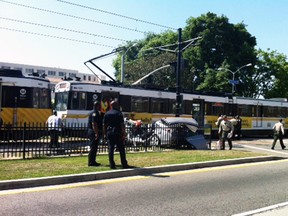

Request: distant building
left=0, top=61, right=106, bottom=89
left=0, top=61, right=106, bottom=103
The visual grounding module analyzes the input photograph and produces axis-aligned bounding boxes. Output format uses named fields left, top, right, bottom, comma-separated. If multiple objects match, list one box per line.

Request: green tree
left=256, top=49, right=288, bottom=99
left=183, top=12, right=257, bottom=96
left=114, top=13, right=288, bottom=99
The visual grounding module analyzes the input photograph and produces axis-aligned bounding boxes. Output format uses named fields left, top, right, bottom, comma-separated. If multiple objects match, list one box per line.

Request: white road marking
left=239, top=144, right=288, bottom=156
left=232, top=201, right=288, bottom=216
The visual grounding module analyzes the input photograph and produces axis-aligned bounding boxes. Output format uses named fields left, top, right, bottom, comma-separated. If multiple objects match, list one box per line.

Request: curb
left=0, top=156, right=284, bottom=191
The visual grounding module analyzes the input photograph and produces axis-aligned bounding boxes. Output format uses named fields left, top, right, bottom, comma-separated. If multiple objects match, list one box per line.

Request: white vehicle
left=153, top=117, right=199, bottom=146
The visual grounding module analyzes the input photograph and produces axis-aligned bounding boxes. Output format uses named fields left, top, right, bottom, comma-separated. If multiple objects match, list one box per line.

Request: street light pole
left=219, top=63, right=252, bottom=94
left=121, top=43, right=137, bottom=83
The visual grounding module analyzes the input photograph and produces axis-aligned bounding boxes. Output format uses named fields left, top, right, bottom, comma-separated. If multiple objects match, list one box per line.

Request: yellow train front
left=0, top=69, right=52, bottom=139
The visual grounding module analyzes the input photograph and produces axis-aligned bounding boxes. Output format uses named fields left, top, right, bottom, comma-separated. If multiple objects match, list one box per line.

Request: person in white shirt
left=271, top=119, right=286, bottom=150
left=46, top=110, right=62, bottom=148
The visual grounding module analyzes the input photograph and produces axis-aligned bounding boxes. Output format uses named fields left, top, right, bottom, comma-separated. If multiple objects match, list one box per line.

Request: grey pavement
left=1, top=138, right=288, bottom=215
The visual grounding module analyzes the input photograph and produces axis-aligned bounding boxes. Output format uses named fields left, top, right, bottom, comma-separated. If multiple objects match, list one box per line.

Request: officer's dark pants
left=49, top=130, right=59, bottom=147
left=107, top=132, right=127, bottom=168
left=220, top=131, right=232, bottom=150
left=88, top=129, right=99, bottom=165
left=272, top=134, right=285, bottom=149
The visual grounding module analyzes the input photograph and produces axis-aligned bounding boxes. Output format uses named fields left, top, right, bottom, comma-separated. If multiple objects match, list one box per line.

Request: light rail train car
left=0, top=69, right=52, bottom=126
left=54, top=80, right=288, bottom=138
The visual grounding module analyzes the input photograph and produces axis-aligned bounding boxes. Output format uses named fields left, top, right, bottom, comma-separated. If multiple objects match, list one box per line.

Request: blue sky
left=0, top=0, right=287, bottom=79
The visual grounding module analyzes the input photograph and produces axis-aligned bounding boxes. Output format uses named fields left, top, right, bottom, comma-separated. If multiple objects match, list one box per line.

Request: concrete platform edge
left=0, top=156, right=284, bottom=191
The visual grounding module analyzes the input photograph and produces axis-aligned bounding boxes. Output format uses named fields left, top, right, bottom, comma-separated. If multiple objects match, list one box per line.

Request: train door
left=192, top=99, right=205, bottom=126
left=253, top=102, right=263, bottom=127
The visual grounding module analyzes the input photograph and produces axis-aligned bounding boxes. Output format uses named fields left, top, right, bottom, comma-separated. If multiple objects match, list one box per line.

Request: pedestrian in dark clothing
left=103, top=99, right=129, bottom=169
left=87, top=101, right=102, bottom=166
left=271, top=119, right=286, bottom=150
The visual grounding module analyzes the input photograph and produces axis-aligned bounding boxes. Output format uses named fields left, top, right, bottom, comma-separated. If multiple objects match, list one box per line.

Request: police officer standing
left=103, top=99, right=129, bottom=169
left=218, top=115, right=234, bottom=150
left=87, top=101, right=102, bottom=166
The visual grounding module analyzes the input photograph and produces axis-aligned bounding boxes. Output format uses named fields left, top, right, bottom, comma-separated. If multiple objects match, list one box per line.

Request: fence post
left=22, top=122, right=26, bottom=160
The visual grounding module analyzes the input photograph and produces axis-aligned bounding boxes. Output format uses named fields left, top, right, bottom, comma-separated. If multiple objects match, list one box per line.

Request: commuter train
left=0, top=68, right=52, bottom=126
left=54, top=80, right=288, bottom=137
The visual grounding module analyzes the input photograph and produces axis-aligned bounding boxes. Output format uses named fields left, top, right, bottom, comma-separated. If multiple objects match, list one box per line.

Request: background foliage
left=113, top=12, right=288, bottom=99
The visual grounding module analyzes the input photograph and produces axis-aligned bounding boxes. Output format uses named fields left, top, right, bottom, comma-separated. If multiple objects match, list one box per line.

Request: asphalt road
left=1, top=157, right=288, bottom=216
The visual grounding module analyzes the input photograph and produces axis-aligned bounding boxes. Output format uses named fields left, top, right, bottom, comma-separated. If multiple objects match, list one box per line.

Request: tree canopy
left=112, top=12, right=288, bottom=99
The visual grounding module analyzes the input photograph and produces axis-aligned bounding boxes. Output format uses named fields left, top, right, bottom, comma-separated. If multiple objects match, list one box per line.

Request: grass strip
left=0, top=150, right=266, bottom=181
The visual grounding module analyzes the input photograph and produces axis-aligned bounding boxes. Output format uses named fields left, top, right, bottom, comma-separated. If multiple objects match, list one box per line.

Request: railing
left=0, top=123, right=212, bottom=160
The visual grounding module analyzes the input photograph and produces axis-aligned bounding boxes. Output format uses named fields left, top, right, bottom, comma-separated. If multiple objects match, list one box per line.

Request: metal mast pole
left=175, top=28, right=182, bottom=117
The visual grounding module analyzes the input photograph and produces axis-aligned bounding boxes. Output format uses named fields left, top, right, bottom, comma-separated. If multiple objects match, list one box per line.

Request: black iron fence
left=0, top=123, right=212, bottom=160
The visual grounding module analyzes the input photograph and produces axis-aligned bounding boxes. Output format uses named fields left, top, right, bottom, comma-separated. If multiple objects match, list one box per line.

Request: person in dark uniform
left=87, top=101, right=102, bottom=166
left=103, top=99, right=129, bottom=169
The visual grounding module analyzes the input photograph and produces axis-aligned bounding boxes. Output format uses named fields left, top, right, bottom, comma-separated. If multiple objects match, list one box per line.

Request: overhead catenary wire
left=0, top=0, right=185, bottom=50
left=0, top=0, right=146, bottom=33
left=57, top=0, right=177, bottom=31
left=0, top=16, right=128, bottom=42
left=0, top=26, right=116, bottom=48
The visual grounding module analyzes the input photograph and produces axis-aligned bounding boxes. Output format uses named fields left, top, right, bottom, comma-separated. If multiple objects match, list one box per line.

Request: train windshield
left=54, top=91, right=69, bottom=111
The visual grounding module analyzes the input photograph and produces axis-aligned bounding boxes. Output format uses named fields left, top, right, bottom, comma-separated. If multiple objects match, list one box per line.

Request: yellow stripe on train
left=1, top=108, right=52, bottom=126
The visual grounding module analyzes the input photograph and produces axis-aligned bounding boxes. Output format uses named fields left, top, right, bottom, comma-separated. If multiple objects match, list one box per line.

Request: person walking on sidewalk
left=271, top=119, right=286, bottom=150
left=87, top=101, right=102, bottom=166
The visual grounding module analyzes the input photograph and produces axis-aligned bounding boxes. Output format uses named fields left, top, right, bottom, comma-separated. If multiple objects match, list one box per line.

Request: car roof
left=161, top=117, right=198, bottom=127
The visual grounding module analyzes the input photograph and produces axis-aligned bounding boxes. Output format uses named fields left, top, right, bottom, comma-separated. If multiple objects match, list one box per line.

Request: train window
left=205, top=102, right=212, bottom=115
left=131, top=96, right=149, bottom=112
left=263, top=106, right=274, bottom=117
left=183, top=100, right=192, bottom=114
left=238, top=104, right=252, bottom=116
left=39, top=89, right=50, bottom=108
left=212, top=102, right=224, bottom=116
left=2, top=86, right=31, bottom=108
left=86, top=92, right=101, bottom=110
left=55, top=92, right=68, bottom=111
left=280, top=107, right=288, bottom=117
left=119, top=95, right=131, bottom=112
left=33, top=89, right=40, bottom=108
left=169, top=99, right=176, bottom=114
left=71, top=92, right=87, bottom=110
left=151, top=98, right=169, bottom=113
